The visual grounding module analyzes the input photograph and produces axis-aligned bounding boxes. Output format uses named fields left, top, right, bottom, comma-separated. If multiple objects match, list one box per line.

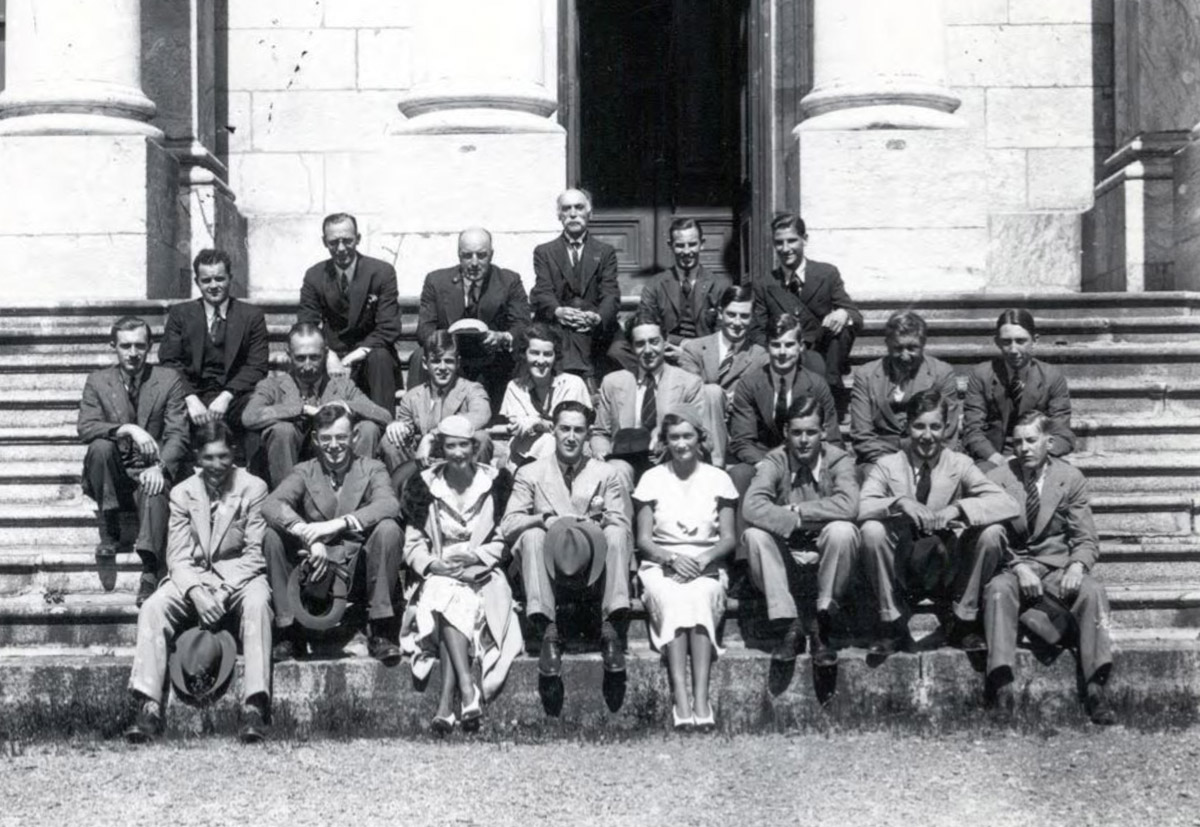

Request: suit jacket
left=499, top=454, right=632, bottom=541
left=742, top=443, right=859, bottom=538
left=963, top=358, right=1074, bottom=461
left=77, top=365, right=189, bottom=481
left=241, top=373, right=393, bottom=431
left=850, top=355, right=962, bottom=465
left=167, top=468, right=269, bottom=595
left=987, top=457, right=1099, bottom=571
left=858, top=448, right=1019, bottom=527
left=637, top=265, right=731, bottom=344
left=530, top=235, right=621, bottom=373
left=677, top=333, right=769, bottom=391
left=748, top=261, right=863, bottom=347
left=417, top=264, right=531, bottom=349
left=158, top=298, right=270, bottom=397
left=591, top=364, right=703, bottom=457
left=396, top=378, right=492, bottom=436
left=299, top=254, right=401, bottom=355
left=728, top=362, right=841, bottom=464
left=261, top=457, right=399, bottom=561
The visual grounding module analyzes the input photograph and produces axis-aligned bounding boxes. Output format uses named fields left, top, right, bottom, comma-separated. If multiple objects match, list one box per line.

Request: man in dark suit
left=77, top=317, right=189, bottom=605
left=978, top=411, right=1115, bottom=724
left=530, top=188, right=621, bottom=381
left=242, top=323, right=394, bottom=488
left=299, top=213, right=402, bottom=411
left=748, top=213, right=862, bottom=412
left=158, top=249, right=269, bottom=439
left=262, top=404, right=403, bottom=664
left=413, top=227, right=531, bottom=410
left=609, top=218, right=732, bottom=373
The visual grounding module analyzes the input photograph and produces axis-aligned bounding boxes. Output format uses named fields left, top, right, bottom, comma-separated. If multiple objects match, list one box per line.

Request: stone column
left=793, top=0, right=986, bottom=295
left=382, top=0, right=564, bottom=292
left=0, top=0, right=185, bottom=299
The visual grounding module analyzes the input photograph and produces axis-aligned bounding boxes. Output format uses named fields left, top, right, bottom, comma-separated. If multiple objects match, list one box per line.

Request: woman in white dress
left=400, top=415, right=523, bottom=734
left=632, top=405, right=737, bottom=732
left=499, top=322, right=592, bottom=467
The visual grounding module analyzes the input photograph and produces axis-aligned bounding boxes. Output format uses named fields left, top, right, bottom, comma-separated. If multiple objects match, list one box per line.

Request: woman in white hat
left=399, top=414, right=523, bottom=734
left=632, top=404, right=737, bottom=732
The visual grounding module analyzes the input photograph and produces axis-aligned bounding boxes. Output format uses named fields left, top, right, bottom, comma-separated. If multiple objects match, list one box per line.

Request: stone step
left=851, top=342, right=1200, bottom=380
left=1071, top=452, right=1200, bottom=495
left=0, top=443, right=85, bottom=463
left=855, top=291, right=1200, bottom=319
left=1068, top=378, right=1200, bottom=417
left=857, top=315, right=1200, bottom=346
left=1072, top=416, right=1200, bottom=453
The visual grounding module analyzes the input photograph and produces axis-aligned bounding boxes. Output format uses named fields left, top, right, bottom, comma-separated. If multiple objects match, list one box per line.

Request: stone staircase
left=1, top=293, right=1199, bottom=650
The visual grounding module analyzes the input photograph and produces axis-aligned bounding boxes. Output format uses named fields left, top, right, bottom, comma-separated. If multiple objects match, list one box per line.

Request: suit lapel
left=445, top=381, right=467, bottom=417
left=702, top=335, right=721, bottom=380
left=873, top=364, right=904, bottom=434
left=347, top=261, right=370, bottom=329
left=323, top=261, right=343, bottom=310
left=543, top=457, right=576, bottom=516
left=799, top=264, right=821, bottom=307
left=553, top=238, right=576, bottom=291
left=579, top=239, right=600, bottom=296
left=927, top=451, right=956, bottom=509
left=210, top=490, right=238, bottom=558
left=753, top=368, right=775, bottom=430
left=134, top=368, right=156, bottom=429
left=104, top=368, right=136, bottom=425
left=1034, top=462, right=1066, bottom=539
left=305, top=464, right=339, bottom=521
left=336, top=460, right=370, bottom=517
left=190, top=482, right=214, bottom=560
left=223, top=299, right=244, bottom=375
left=1022, top=361, right=1047, bottom=416
left=445, top=271, right=466, bottom=321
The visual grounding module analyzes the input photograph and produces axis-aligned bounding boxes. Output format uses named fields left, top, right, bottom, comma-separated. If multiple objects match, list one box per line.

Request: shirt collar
left=1022, top=462, right=1047, bottom=488
left=790, top=450, right=823, bottom=482
left=564, top=232, right=588, bottom=248
left=638, top=364, right=665, bottom=385
left=784, top=258, right=808, bottom=286
left=203, top=298, right=231, bottom=323
left=337, top=256, right=359, bottom=282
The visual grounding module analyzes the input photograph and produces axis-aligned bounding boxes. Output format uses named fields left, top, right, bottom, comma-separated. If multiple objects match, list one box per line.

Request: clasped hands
left=667, top=553, right=705, bottom=583
left=185, top=391, right=233, bottom=426
left=895, top=497, right=963, bottom=534
left=427, top=548, right=482, bottom=582
left=1014, top=561, right=1085, bottom=603
left=554, top=306, right=602, bottom=333
left=118, top=424, right=166, bottom=496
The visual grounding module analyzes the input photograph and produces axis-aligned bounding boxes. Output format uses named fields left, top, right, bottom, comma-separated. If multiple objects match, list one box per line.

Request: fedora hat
left=606, top=427, right=652, bottom=461
left=1019, top=592, right=1077, bottom=647
left=169, top=627, right=237, bottom=706
left=545, top=517, right=608, bottom=588
left=288, top=558, right=350, bottom=631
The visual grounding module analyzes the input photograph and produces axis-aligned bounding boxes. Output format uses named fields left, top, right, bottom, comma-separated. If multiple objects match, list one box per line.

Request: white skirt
left=638, top=563, right=727, bottom=655
left=401, top=574, right=487, bottom=681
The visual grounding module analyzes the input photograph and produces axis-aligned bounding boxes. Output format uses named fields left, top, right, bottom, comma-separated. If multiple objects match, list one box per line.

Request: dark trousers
left=350, top=348, right=399, bottom=414
left=252, top=420, right=383, bottom=488
left=263, top=519, right=403, bottom=630
left=814, top=325, right=856, bottom=384
left=80, top=438, right=169, bottom=563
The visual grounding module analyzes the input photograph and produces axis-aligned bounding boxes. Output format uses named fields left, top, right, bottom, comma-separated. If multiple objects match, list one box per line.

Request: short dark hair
left=667, top=217, right=704, bottom=241
left=904, top=389, right=949, bottom=428
left=885, top=310, right=928, bottom=344
left=766, top=313, right=805, bottom=344
left=552, top=399, right=595, bottom=428
left=770, top=213, right=807, bottom=237
left=717, top=284, right=754, bottom=310
left=1013, top=410, right=1049, bottom=434
left=322, top=213, right=358, bottom=235
left=192, top=420, right=234, bottom=453
left=192, top=249, right=232, bottom=279
left=624, top=312, right=663, bottom=342
left=658, top=412, right=708, bottom=448
left=109, top=316, right=152, bottom=346
left=784, top=395, right=825, bottom=427
left=423, top=330, right=459, bottom=362
left=995, top=308, right=1038, bottom=338
left=287, top=322, right=326, bottom=350
left=313, top=401, right=354, bottom=432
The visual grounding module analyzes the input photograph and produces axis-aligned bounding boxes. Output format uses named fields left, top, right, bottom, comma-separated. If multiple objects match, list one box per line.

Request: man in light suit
left=977, top=411, right=1115, bottom=724
left=609, top=218, right=732, bottom=373
left=262, top=404, right=403, bottom=664
left=592, top=316, right=704, bottom=491
left=850, top=310, right=961, bottom=468
left=726, top=314, right=841, bottom=495
left=413, top=227, right=531, bottom=410
left=501, top=400, right=634, bottom=676
left=242, top=323, right=394, bottom=488
left=158, top=249, right=270, bottom=436
left=530, top=188, right=621, bottom=381
left=748, top=213, right=861, bottom=412
left=124, top=422, right=272, bottom=744
left=299, top=213, right=402, bottom=411
left=858, top=390, right=1019, bottom=657
left=742, top=396, right=860, bottom=666
left=78, top=317, right=189, bottom=605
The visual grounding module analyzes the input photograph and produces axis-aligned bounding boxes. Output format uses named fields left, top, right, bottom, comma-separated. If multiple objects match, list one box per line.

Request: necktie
left=718, top=349, right=735, bottom=382
left=339, top=271, right=350, bottom=298
left=915, top=463, right=931, bottom=505
left=466, top=281, right=480, bottom=318
left=774, top=378, right=789, bottom=429
left=563, top=463, right=577, bottom=492
left=126, top=372, right=142, bottom=405
left=209, top=313, right=225, bottom=346
left=681, top=276, right=692, bottom=300
left=570, top=242, right=583, bottom=268
left=1024, top=474, right=1040, bottom=536
left=640, top=374, right=658, bottom=431
left=788, top=274, right=803, bottom=295
left=793, top=463, right=818, bottom=501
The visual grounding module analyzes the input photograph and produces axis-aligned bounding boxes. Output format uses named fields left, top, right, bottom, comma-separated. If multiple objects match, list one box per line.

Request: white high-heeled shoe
left=461, top=680, right=483, bottom=723
left=672, top=707, right=695, bottom=732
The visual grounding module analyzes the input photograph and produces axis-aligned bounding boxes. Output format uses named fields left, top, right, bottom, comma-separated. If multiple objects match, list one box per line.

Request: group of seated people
left=76, top=193, right=1114, bottom=744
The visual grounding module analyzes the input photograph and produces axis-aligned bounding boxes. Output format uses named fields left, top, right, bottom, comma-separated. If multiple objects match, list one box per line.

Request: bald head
left=458, top=226, right=494, bottom=280
left=556, top=188, right=593, bottom=238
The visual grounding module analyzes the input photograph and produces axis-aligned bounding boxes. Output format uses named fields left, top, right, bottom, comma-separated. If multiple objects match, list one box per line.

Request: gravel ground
left=1, top=729, right=1198, bottom=827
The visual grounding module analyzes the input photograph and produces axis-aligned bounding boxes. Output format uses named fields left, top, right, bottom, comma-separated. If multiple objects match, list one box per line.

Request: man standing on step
left=242, top=323, right=394, bottom=488
left=158, top=249, right=269, bottom=441
left=976, top=411, right=1116, bottom=725
left=500, top=400, right=633, bottom=678
left=78, top=317, right=189, bottom=606
left=858, top=390, right=1019, bottom=658
left=125, top=421, right=272, bottom=744
left=299, top=213, right=403, bottom=412
left=741, top=396, right=860, bottom=666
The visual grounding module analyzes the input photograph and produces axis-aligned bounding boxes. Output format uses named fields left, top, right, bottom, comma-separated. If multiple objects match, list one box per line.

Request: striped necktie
left=1023, top=473, right=1040, bottom=536
left=640, top=373, right=658, bottom=431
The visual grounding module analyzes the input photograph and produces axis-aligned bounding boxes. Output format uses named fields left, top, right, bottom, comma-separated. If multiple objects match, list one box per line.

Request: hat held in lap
left=169, top=627, right=237, bottom=706
left=545, top=517, right=608, bottom=588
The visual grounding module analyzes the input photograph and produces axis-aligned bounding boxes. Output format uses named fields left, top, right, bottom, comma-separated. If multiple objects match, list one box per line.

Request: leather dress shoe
left=124, top=698, right=161, bottom=744
left=368, top=635, right=402, bottom=666
left=810, top=612, right=838, bottom=668
left=538, top=636, right=563, bottom=677
left=600, top=634, right=626, bottom=673
left=770, top=621, right=805, bottom=662
left=990, top=682, right=1016, bottom=716
left=95, top=541, right=119, bottom=559
left=239, top=705, right=268, bottom=744
left=867, top=621, right=911, bottom=658
left=945, top=619, right=988, bottom=653
left=272, top=634, right=305, bottom=663
left=1085, top=684, right=1116, bottom=726
left=135, top=572, right=159, bottom=608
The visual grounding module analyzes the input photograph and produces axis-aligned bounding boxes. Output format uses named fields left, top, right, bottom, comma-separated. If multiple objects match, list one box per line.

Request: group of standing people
left=76, top=189, right=1115, bottom=743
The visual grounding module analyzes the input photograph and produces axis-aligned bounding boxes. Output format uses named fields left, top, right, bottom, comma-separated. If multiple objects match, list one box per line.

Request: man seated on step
left=741, top=396, right=860, bottom=667
left=158, top=249, right=269, bottom=441
left=858, top=389, right=1019, bottom=658
left=850, top=310, right=961, bottom=469
left=726, top=313, right=841, bottom=497
left=242, top=323, right=394, bottom=488
left=383, top=330, right=493, bottom=497
left=261, top=403, right=403, bottom=665
left=976, top=411, right=1115, bottom=725
left=124, top=421, right=272, bottom=745
left=500, top=400, right=634, bottom=679
left=78, top=316, right=189, bottom=606
left=591, top=314, right=705, bottom=492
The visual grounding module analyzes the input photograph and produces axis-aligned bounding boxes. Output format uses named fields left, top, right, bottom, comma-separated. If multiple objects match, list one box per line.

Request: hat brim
left=544, top=517, right=608, bottom=587
left=169, top=628, right=237, bottom=706
left=288, top=563, right=350, bottom=631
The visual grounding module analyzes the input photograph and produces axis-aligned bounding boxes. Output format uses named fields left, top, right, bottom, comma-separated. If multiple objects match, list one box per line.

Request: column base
left=0, top=112, right=163, bottom=138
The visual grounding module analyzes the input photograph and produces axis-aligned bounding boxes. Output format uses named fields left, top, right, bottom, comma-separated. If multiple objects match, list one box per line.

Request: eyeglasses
left=325, top=238, right=356, bottom=249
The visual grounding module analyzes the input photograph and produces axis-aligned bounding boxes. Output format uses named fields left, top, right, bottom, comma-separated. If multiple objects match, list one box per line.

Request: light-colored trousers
left=743, top=522, right=860, bottom=621
left=513, top=524, right=633, bottom=623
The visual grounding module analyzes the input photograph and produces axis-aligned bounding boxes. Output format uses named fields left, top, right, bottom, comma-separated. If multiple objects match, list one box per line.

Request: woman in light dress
left=400, top=415, right=523, bottom=734
left=632, top=405, right=737, bottom=732
left=499, top=321, right=592, bottom=468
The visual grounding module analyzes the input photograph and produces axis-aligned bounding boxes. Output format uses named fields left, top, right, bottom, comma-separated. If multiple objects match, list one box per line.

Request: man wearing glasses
left=299, top=213, right=403, bottom=412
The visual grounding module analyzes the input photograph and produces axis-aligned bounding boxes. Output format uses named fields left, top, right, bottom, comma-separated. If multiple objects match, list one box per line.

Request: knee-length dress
left=632, top=462, right=737, bottom=654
